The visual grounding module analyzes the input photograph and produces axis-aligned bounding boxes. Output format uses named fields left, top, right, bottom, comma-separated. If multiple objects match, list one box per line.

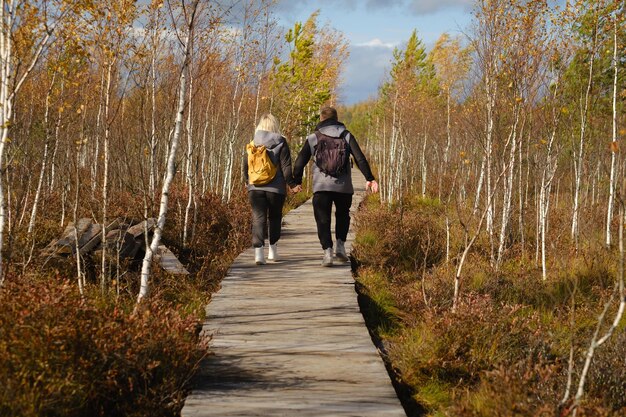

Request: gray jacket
left=305, top=125, right=353, bottom=194
left=244, top=130, right=295, bottom=195
left=293, top=120, right=375, bottom=194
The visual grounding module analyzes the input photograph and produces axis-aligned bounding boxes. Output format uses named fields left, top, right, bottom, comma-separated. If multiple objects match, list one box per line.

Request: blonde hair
left=255, top=113, right=281, bottom=134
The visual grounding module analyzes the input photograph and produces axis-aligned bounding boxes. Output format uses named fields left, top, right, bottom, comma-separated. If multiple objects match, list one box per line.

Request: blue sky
left=274, top=0, right=474, bottom=104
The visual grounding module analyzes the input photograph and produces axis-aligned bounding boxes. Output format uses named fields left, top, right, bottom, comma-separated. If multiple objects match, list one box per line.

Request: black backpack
left=314, top=130, right=350, bottom=177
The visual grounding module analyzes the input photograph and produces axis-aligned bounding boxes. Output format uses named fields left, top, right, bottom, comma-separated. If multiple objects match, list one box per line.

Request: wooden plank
left=118, top=232, right=141, bottom=259
left=78, top=219, right=121, bottom=255
left=42, top=218, right=93, bottom=256
left=77, top=223, right=102, bottom=249
left=101, top=229, right=139, bottom=260
left=127, top=218, right=156, bottom=238
left=78, top=229, right=102, bottom=255
left=156, top=245, right=189, bottom=275
left=182, top=172, right=405, bottom=417
left=57, top=218, right=92, bottom=246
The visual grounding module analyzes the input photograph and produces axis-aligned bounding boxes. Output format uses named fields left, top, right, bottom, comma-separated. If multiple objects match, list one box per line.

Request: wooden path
left=182, top=174, right=406, bottom=417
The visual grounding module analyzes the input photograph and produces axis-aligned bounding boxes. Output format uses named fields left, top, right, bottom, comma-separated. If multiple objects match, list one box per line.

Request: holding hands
left=290, top=184, right=303, bottom=193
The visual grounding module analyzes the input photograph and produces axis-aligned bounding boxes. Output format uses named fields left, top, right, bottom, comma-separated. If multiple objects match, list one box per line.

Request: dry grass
left=352, top=195, right=626, bottom=417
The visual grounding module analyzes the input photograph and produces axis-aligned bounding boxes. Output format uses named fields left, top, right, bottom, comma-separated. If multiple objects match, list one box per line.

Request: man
left=293, top=106, right=379, bottom=266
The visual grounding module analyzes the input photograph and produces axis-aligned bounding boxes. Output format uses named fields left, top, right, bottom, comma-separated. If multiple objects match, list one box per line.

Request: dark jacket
left=243, top=130, right=296, bottom=195
left=293, top=118, right=375, bottom=194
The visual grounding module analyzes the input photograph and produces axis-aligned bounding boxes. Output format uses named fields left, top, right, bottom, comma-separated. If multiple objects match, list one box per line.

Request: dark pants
left=248, top=191, right=286, bottom=248
left=312, top=192, right=353, bottom=250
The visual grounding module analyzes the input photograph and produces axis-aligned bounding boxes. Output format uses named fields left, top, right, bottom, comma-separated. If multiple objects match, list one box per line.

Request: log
left=77, top=223, right=102, bottom=249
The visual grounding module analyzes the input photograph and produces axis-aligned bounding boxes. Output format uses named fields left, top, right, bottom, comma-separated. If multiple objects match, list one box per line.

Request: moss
left=414, top=380, right=453, bottom=411
left=357, top=269, right=402, bottom=337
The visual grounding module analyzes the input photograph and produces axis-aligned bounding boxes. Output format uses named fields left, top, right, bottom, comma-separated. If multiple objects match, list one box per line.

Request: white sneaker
left=322, top=248, right=333, bottom=267
left=335, top=239, right=349, bottom=262
left=255, top=247, right=266, bottom=265
left=268, top=244, right=279, bottom=261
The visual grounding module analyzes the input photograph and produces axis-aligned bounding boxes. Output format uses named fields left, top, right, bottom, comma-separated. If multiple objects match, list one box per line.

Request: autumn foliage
left=0, top=278, right=204, bottom=417
left=353, top=195, right=625, bottom=416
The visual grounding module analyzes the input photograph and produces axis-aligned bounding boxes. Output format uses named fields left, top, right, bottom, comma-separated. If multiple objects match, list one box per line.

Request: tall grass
left=352, top=195, right=626, bottom=416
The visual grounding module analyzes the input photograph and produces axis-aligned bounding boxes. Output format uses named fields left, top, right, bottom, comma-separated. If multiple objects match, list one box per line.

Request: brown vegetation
left=0, top=188, right=251, bottom=416
left=353, top=194, right=625, bottom=416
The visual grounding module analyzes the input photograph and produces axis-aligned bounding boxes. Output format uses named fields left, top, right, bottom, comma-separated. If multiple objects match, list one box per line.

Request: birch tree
left=429, top=33, right=471, bottom=200
left=137, top=0, right=199, bottom=304
left=469, top=0, right=509, bottom=261
left=495, top=0, right=547, bottom=267
left=605, top=6, right=622, bottom=247
left=570, top=1, right=600, bottom=249
left=0, top=0, right=72, bottom=284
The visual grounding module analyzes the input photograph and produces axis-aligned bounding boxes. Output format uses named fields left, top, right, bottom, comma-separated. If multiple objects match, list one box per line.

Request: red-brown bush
left=0, top=277, right=206, bottom=417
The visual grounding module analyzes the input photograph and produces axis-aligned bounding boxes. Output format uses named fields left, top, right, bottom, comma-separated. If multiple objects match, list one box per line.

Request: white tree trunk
left=74, top=149, right=85, bottom=296
left=606, top=18, right=618, bottom=248
left=496, top=111, right=520, bottom=267
left=48, top=101, right=63, bottom=193
left=92, top=70, right=105, bottom=194
left=28, top=74, right=56, bottom=234
left=421, top=133, right=427, bottom=198
left=0, top=0, right=59, bottom=284
left=200, top=79, right=214, bottom=194
left=138, top=0, right=199, bottom=303
left=539, top=73, right=562, bottom=280
left=149, top=6, right=161, bottom=199
left=183, top=66, right=194, bottom=248
left=101, top=61, right=114, bottom=291
left=571, top=24, right=597, bottom=247
left=474, top=156, right=486, bottom=215
left=571, top=199, right=626, bottom=415
left=454, top=200, right=492, bottom=312
left=221, top=22, right=251, bottom=202
left=439, top=90, right=451, bottom=199
left=388, top=90, right=399, bottom=203
left=485, top=70, right=496, bottom=239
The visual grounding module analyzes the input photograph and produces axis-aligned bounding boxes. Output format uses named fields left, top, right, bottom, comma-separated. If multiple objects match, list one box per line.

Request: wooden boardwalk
left=182, top=174, right=406, bottom=417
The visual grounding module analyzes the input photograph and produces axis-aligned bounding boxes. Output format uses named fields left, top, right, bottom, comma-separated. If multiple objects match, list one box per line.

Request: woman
left=243, top=114, right=296, bottom=265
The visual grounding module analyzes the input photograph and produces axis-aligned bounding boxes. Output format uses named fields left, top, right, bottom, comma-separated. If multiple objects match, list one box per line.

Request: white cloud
left=341, top=43, right=394, bottom=104
left=275, top=0, right=471, bottom=15
left=355, top=38, right=397, bottom=49
left=407, top=0, right=473, bottom=14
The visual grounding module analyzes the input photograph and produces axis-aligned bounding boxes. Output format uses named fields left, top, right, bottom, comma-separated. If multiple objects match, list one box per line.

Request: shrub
left=588, top=330, right=626, bottom=411
left=352, top=193, right=626, bottom=417
left=0, top=277, right=206, bottom=417
left=454, top=360, right=563, bottom=417
left=353, top=196, right=446, bottom=278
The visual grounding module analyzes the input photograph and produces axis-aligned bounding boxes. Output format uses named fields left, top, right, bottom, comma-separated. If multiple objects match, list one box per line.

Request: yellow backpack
left=246, top=141, right=277, bottom=185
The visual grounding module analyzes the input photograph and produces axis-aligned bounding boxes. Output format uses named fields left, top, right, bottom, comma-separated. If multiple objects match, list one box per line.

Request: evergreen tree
left=271, top=12, right=331, bottom=142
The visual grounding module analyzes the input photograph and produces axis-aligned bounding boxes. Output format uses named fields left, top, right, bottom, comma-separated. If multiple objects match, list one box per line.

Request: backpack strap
left=310, top=129, right=350, bottom=153
left=340, top=129, right=351, bottom=147
left=314, top=129, right=350, bottom=141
